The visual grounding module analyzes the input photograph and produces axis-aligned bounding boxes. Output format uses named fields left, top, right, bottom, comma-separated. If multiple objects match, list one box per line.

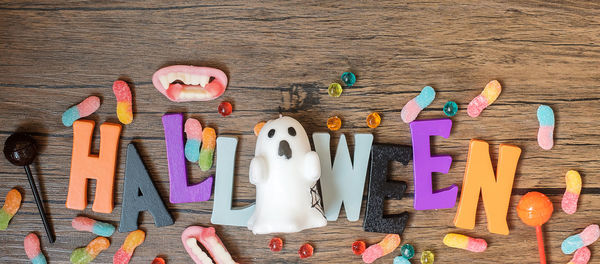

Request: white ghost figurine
left=247, top=116, right=327, bottom=234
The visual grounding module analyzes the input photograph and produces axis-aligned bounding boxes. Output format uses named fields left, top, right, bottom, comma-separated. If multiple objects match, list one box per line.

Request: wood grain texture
left=1, top=0, right=599, bottom=263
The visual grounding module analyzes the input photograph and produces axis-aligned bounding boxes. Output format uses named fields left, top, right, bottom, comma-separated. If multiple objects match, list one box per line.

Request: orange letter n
left=453, top=139, right=521, bottom=235
left=66, top=120, right=122, bottom=213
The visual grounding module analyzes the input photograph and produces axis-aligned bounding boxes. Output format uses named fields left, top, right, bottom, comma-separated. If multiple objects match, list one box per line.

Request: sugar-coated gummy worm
left=185, top=118, right=203, bottom=162
left=562, top=224, right=600, bottom=254
left=401, top=86, right=435, bottom=123
left=61, top=96, right=101, bottom=127
left=113, top=229, right=145, bottom=264
left=562, top=170, right=582, bottom=215
left=254, top=121, right=266, bottom=136
left=71, top=216, right=115, bottom=237
left=443, top=233, right=487, bottom=252
left=568, top=246, right=591, bottom=264
left=362, top=234, right=401, bottom=263
left=199, top=127, right=216, bottom=171
left=537, top=105, right=555, bottom=150
left=24, top=233, right=47, bottom=264
left=181, top=226, right=237, bottom=264
left=467, top=80, right=501, bottom=118
left=113, top=80, right=134, bottom=125
left=0, top=188, right=22, bottom=230
left=70, top=237, right=110, bottom=264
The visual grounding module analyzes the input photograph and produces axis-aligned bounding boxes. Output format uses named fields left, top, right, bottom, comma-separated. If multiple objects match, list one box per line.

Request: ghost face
left=255, top=116, right=311, bottom=160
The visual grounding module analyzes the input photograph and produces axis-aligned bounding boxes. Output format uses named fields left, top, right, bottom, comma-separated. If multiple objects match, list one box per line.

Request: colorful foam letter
left=409, top=119, right=458, bottom=210
left=162, top=113, right=214, bottom=203
left=313, top=133, right=373, bottom=221
left=454, top=139, right=521, bottom=235
left=66, top=120, right=122, bottom=213
left=211, top=137, right=255, bottom=226
left=119, top=144, right=174, bottom=232
left=363, top=144, right=412, bottom=234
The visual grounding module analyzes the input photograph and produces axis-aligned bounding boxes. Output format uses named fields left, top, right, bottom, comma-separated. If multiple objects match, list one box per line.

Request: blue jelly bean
left=185, top=139, right=201, bottom=162
left=443, top=101, right=458, bottom=117
left=393, top=256, right=411, bottom=264
left=415, top=86, right=436, bottom=109
left=341, top=72, right=356, bottom=86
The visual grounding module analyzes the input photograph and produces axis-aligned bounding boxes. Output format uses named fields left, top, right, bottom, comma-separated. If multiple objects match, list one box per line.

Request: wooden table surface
left=1, top=1, right=599, bottom=263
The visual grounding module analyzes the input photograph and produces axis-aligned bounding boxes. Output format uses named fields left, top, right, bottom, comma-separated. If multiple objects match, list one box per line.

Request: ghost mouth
left=278, top=140, right=292, bottom=159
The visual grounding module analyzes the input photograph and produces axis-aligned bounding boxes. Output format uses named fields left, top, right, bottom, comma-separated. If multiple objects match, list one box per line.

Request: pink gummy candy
left=185, top=118, right=203, bottom=139
left=24, top=233, right=42, bottom=259
left=569, top=247, right=591, bottom=264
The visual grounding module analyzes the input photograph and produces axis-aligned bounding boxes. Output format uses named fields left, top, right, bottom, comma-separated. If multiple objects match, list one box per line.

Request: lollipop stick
left=24, top=165, right=55, bottom=243
left=535, top=225, right=546, bottom=264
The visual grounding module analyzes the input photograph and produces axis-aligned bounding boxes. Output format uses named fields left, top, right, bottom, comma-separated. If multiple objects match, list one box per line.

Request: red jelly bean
left=352, top=240, right=366, bottom=255
left=269, top=237, right=283, bottom=252
left=218, top=101, right=232, bottom=117
left=298, top=243, right=314, bottom=259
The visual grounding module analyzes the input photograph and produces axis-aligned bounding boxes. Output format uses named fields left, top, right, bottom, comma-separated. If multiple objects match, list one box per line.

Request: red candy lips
left=152, top=65, right=228, bottom=102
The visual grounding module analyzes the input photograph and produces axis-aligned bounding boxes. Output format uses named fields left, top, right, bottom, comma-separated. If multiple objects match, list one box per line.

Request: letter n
left=454, top=139, right=522, bottom=235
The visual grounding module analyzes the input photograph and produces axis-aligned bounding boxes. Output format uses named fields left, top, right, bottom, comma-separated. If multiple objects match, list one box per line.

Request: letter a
left=454, top=139, right=521, bottom=235
left=66, top=120, right=122, bottom=213
left=119, top=143, right=173, bottom=232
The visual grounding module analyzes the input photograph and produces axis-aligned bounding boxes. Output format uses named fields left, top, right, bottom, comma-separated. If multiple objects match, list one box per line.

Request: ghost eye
left=288, top=127, right=296, bottom=136
left=268, top=129, right=275, bottom=138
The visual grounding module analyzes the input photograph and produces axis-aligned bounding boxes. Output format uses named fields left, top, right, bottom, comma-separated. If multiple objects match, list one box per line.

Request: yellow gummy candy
left=202, top=128, right=216, bottom=150
left=87, top=237, right=110, bottom=257
left=565, top=170, right=582, bottom=194
left=443, top=233, right=469, bottom=249
left=116, top=102, right=133, bottom=125
left=122, top=230, right=145, bottom=253
left=481, top=80, right=502, bottom=104
left=379, top=234, right=401, bottom=255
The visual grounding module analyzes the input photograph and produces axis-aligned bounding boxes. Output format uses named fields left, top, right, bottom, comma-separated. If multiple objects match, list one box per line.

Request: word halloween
left=65, top=116, right=521, bottom=235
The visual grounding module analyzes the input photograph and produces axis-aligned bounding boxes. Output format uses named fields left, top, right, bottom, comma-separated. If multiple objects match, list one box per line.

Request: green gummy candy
left=70, top=248, right=93, bottom=264
left=0, top=210, right=13, bottom=230
left=199, top=149, right=214, bottom=171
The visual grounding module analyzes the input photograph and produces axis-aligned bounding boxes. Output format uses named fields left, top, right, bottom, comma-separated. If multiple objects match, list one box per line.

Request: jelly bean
left=568, top=247, right=591, bottom=264
left=341, top=72, right=356, bottom=86
left=184, top=118, right=203, bottom=162
left=393, top=256, right=411, bottom=264
left=254, top=121, right=266, bottom=136
left=420, top=250, right=434, bottom=264
left=199, top=127, right=216, bottom=171
left=467, top=80, right=501, bottom=118
left=114, top=229, right=145, bottom=264
left=537, top=105, right=555, bottom=150
left=562, top=224, right=600, bottom=254
left=298, top=243, right=314, bottom=259
left=443, top=233, right=487, bottom=252
left=443, top=101, right=458, bottom=117
left=152, top=257, right=166, bottom=264
left=400, top=244, right=415, bottom=259
left=218, top=102, right=233, bottom=117
left=24, top=233, right=47, bottom=264
left=366, top=112, right=381, bottom=128
left=71, top=216, right=115, bottom=237
left=401, top=86, right=435, bottom=123
left=562, top=170, right=582, bottom=215
left=181, top=226, right=236, bottom=264
left=70, top=237, right=110, bottom=264
left=113, top=80, right=133, bottom=125
left=62, top=96, right=101, bottom=127
left=269, top=237, right=283, bottom=252
left=352, top=240, right=366, bottom=255
left=328, top=83, right=343, bottom=97
left=327, top=116, right=342, bottom=131
left=0, top=188, right=21, bottom=230
left=362, top=234, right=401, bottom=263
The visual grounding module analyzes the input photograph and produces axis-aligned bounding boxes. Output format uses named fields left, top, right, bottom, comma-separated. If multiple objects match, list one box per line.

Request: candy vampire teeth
left=152, top=65, right=228, bottom=102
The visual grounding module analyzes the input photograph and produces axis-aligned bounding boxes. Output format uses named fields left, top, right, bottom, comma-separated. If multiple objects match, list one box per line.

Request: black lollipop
left=3, top=133, right=55, bottom=243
